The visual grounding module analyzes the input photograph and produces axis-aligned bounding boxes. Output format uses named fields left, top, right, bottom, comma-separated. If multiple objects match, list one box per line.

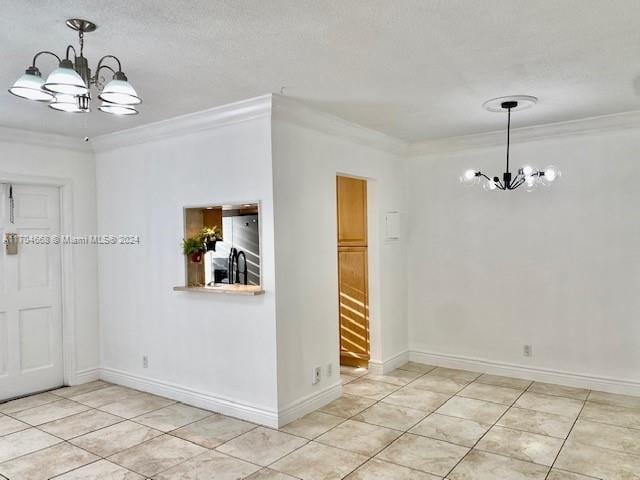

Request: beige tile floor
left=1, top=367, right=639, bottom=479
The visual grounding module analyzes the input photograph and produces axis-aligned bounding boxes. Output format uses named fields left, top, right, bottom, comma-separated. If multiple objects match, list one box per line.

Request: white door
left=0, top=183, right=63, bottom=400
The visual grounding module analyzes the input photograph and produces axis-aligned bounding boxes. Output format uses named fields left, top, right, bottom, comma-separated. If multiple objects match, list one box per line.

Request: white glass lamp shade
left=459, top=169, right=478, bottom=185
left=49, top=94, right=86, bottom=113
left=43, top=66, right=88, bottom=95
left=541, top=165, right=561, bottom=186
left=9, top=72, right=53, bottom=101
left=99, top=102, right=138, bottom=115
left=98, top=79, right=141, bottom=105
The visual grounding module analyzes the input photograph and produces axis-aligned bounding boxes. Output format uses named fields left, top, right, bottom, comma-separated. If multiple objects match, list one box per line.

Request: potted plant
left=182, top=236, right=205, bottom=263
left=200, top=226, right=222, bottom=252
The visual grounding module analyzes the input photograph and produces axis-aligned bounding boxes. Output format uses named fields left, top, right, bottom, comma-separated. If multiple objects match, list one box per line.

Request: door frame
left=0, top=172, right=77, bottom=387
left=336, top=172, right=381, bottom=371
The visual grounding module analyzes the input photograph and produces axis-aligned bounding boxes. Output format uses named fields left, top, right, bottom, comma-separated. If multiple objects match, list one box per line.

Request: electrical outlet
left=523, top=345, right=532, bottom=357
left=327, top=363, right=333, bottom=377
left=142, top=355, right=149, bottom=368
left=312, top=367, right=321, bottom=385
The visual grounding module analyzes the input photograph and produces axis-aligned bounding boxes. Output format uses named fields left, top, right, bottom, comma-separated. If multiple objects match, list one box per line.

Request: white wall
left=93, top=99, right=280, bottom=423
left=0, top=132, right=99, bottom=380
left=407, top=127, right=640, bottom=392
left=271, top=97, right=408, bottom=418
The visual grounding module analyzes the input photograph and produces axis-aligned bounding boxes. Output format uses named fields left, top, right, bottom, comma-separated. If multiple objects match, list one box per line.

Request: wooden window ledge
left=173, top=284, right=264, bottom=296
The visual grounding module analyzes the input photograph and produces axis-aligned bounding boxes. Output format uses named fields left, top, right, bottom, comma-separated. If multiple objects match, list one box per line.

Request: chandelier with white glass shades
left=460, top=96, right=560, bottom=191
left=9, top=19, right=141, bottom=115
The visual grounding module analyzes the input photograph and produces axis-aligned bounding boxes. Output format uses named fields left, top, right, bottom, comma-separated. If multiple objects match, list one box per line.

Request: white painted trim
left=272, top=95, right=408, bottom=156
left=0, top=126, right=91, bottom=153
left=91, top=95, right=272, bottom=153
left=74, top=368, right=100, bottom=384
left=99, top=368, right=280, bottom=427
left=409, top=109, right=640, bottom=156
left=409, top=349, right=640, bottom=397
left=277, top=382, right=342, bottom=427
left=369, top=350, right=410, bottom=375
left=0, top=173, right=78, bottom=388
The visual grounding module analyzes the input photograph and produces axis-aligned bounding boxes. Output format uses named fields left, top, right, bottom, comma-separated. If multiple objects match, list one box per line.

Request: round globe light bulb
left=521, top=165, right=534, bottom=176
left=524, top=175, right=538, bottom=192
left=460, top=169, right=478, bottom=185
left=544, top=165, right=560, bottom=182
left=483, top=179, right=497, bottom=191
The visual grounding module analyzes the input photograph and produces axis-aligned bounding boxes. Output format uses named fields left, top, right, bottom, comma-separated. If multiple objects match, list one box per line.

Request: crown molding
left=272, top=94, right=408, bottom=156
left=91, top=94, right=273, bottom=153
left=0, top=125, right=91, bottom=153
left=409, top=109, right=640, bottom=157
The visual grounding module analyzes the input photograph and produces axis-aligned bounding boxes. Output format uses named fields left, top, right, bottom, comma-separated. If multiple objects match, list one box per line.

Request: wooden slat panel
left=338, top=246, right=369, bottom=366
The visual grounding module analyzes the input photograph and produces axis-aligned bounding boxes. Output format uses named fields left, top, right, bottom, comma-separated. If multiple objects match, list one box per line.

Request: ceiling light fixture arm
left=95, top=55, right=123, bottom=74
left=65, top=44, right=78, bottom=61
left=30, top=51, right=61, bottom=69
left=92, top=55, right=125, bottom=89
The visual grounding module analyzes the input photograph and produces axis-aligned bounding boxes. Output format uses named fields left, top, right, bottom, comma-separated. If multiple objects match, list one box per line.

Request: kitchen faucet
left=228, top=248, right=248, bottom=285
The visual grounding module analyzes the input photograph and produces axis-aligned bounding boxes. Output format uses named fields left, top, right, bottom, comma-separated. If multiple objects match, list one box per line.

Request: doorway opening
left=336, top=175, right=370, bottom=369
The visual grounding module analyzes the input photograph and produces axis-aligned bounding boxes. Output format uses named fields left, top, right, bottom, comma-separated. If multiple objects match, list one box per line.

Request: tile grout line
left=2, top=391, right=224, bottom=479
left=441, top=379, right=535, bottom=478
left=106, top=411, right=264, bottom=478
left=268, top=366, right=439, bottom=478
left=543, top=399, right=590, bottom=480
left=313, top=365, right=456, bottom=477
left=326, top=365, right=504, bottom=477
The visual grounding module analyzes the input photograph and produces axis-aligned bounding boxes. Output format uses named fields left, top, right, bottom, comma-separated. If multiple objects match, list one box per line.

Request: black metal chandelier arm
left=509, top=178, right=525, bottom=190
left=477, top=172, right=492, bottom=182
left=65, top=44, right=77, bottom=60
left=93, top=64, right=116, bottom=84
left=95, top=55, right=123, bottom=74
left=31, top=50, right=61, bottom=67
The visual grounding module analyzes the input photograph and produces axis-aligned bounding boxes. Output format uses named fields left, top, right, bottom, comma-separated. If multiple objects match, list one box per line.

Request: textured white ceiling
left=2, top=0, right=640, bottom=142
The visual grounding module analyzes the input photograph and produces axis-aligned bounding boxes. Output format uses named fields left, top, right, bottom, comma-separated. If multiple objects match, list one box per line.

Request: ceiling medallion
left=460, top=95, right=560, bottom=191
left=8, top=19, right=141, bottom=115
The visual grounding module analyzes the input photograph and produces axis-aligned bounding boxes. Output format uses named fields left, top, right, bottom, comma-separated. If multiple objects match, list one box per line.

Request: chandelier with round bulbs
left=460, top=96, right=560, bottom=191
left=8, top=19, right=141, bottom=115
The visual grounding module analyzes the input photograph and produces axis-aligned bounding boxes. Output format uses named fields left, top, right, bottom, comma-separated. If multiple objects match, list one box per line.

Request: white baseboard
left=369, top=350, right=410, bottom=375
left=410, top=349, right=640, bottom=397
left=99, top=368, right=279, bottom=427
left=74, top=368, right=100, bottom=385
left=277, top=382, right=342, bottom=427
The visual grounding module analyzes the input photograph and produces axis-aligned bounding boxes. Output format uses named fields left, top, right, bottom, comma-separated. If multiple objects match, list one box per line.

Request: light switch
left=385, top=212, right=400, bottom=240
left=5, top=233, right=18, bottom=255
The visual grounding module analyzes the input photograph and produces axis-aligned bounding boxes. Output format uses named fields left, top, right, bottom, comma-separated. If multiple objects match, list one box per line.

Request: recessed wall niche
left=180, top=203, right=262, bottom=294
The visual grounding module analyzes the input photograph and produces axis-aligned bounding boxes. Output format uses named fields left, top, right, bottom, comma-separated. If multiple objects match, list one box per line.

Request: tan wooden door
left=336, top=176, right=369, bottom=367
left=337, top=176, right=367, bottom=246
